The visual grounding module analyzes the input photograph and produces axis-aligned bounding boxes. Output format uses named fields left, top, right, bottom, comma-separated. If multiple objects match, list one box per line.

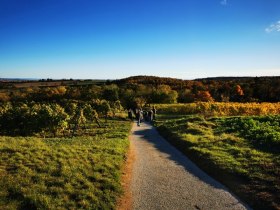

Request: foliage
left=0, top=103, right=69, bottom=137
left=69, top=104, right=87, bottom=137
left=218, top=116, right=280, bottom=150
left=114, top=75, right=280, bottom=102
left=2, top=76, right=280, bottom=105
left=154, top=102, right=280, bottom=116
left=195, top=91, right=214, bottom=102
left=102, top=84, right=119, bottom=101
left=150, top=85, right=178, bottom=103
left=0, top=101, right=115, bottom=137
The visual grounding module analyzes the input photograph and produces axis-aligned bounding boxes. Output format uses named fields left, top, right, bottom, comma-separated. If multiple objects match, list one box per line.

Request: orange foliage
left=195, top=91, right=214, bottom=102
left=236, top=85, right=244, bottom=96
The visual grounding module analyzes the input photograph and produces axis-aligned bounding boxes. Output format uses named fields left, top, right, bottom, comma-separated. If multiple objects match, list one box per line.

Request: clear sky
left=0, top=0, right=280, bottom=79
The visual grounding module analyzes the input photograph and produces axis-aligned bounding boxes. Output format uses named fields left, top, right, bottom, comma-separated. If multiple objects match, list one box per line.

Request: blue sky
left=0, top=0, right=280, bottom=79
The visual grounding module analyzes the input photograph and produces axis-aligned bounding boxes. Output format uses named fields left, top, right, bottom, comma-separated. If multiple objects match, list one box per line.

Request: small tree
left=37, top=104, right=69, bottom=137
left=111, top=100, right=123, bottom=117
left=83, top=104, right=101, bottom=127
left=99, top=100, right=111, bottom=122
left=69, top=104, right=86, bottom=137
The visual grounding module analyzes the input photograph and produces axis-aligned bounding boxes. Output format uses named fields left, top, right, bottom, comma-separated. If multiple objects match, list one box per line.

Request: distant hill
left=0, top=79, right=108, bottom=88
left=195, top=76, right=254, bottom=81
left=113, top=75, right=280, bottom=87
left=114, top=75, right=186, bottom=85
left=114, top=75, right=280, bottom=84
left=195, top=76, right=280, bottom=81
left=0, top=78, right=38, bottom=82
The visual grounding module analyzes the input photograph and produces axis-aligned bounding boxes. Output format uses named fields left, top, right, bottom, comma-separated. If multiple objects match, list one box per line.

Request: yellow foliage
left=154, top=102, right=280, bottom=116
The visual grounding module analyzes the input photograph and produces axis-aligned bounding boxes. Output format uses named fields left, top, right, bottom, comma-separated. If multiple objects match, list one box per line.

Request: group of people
left=128, top=106, right=157, bottom=126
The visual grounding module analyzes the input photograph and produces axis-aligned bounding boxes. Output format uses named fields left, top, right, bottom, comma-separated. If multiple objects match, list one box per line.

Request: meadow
left=154, top=102, right=280, bottom=209
left=0, top=119, right=131, bottom=210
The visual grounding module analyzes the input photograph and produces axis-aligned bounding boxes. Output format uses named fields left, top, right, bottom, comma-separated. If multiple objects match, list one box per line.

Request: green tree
left=111, top=100, right=123, bottom=117
left=37, top=104, right=69, bottom=137
left=69, top=104, right=86, bottom=137
left=100, top=100, right=111, bottom=121
left=83, top=104, right=101, bottom=127
left=151, top=85, right=178, bottom=103
left=102, top=84, right=119, bottom=101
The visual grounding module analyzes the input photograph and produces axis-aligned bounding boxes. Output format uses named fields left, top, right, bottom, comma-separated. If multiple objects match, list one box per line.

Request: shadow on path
left=133, top=123, right=243, bottom=196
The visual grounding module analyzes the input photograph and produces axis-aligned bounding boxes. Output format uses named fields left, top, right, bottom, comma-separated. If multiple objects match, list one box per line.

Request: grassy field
left=0, top=119, right=131, bottom=210
left=155, top=114, right=280, bottom=210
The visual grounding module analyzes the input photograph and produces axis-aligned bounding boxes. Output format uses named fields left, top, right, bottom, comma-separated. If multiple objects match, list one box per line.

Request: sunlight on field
left=0, top=120, right=130, bottom=210
left=155, top=102, right=280, bottom=116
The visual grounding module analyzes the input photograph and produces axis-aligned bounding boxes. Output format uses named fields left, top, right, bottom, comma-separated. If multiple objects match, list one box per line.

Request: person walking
left=148, top=109, right=153, bottom=122
left=152, top=106, right=157, bottom=120
left=135, top=108, right=141, bottom=126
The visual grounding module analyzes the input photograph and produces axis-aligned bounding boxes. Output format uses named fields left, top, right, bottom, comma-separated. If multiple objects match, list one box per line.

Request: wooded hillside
left=1, top=76, right=279, bottom=105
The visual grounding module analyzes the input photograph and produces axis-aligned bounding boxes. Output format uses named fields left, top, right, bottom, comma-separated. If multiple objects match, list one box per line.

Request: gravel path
left=130, top=122, right=251, bottom=210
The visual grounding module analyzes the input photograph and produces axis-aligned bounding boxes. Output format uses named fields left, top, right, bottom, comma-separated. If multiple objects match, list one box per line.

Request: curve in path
left=130, top=122, right=251, bottom=210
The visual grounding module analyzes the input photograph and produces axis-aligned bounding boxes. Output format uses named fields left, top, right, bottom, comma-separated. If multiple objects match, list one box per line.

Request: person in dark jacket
left=152, top=106, right=157, bottom=120
left=135, top=108, right=142, bottom=126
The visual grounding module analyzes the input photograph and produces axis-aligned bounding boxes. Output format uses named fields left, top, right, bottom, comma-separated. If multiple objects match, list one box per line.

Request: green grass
left=0, top=119, right=131, bottom=210
left=217, top=115, right=280, bottom=150
left=155, top=114, right=280, bottom=210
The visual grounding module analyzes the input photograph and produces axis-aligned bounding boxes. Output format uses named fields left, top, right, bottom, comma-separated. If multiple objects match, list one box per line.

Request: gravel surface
left=130, top=122, right=251, bottom=210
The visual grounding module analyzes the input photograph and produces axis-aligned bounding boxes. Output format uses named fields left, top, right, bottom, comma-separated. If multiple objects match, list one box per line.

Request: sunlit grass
left=0, top=119, right=131, bottom=210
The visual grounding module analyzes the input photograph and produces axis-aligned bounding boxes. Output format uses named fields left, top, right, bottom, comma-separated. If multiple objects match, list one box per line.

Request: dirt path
left=129, top=122, right=251, bottom=210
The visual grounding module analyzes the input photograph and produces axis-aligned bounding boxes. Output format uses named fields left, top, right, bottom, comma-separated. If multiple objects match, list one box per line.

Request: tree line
left=113, top=76, right=280, bottom=103
left=1, top=76, right=279, bottom=106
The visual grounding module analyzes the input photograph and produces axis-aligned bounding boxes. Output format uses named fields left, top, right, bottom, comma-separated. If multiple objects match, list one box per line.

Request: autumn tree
left=230, top=85, right=244, bottom=102
left=195, top=91, right=214, bottom=102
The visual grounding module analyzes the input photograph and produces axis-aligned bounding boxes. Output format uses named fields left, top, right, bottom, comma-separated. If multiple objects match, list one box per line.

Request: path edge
left=116, top=124, right=135, bottom=210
